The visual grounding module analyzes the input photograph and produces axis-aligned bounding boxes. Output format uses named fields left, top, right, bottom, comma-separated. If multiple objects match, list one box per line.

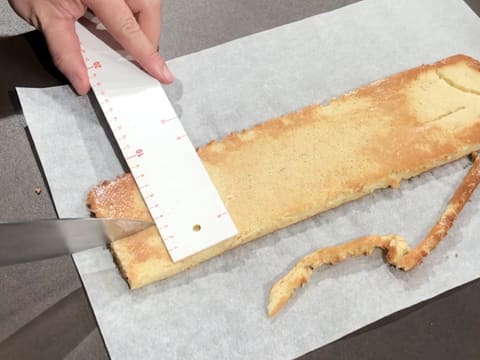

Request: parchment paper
left=17, top=0, right=480, bottom=359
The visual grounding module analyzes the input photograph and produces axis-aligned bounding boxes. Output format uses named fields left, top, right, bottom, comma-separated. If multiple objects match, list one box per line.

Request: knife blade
left=0, top=218, right=153, bottom=266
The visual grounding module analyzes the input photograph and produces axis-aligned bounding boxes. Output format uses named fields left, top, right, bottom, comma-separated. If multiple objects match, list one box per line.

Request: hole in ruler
left=192, top=224, right=201, bottom=232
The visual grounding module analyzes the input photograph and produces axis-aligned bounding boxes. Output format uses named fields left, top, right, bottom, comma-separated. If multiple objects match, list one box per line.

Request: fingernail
left=154, top=60, right=174, bottom=83
left=71, top=73, right=90, bottom=95
left=161, top=62, right=174, bottom=83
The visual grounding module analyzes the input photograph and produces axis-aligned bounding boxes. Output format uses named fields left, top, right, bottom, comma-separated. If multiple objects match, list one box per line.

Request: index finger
left=84, top=0, right=173, bottom=83
left=126, top=0, right=162, bottom=48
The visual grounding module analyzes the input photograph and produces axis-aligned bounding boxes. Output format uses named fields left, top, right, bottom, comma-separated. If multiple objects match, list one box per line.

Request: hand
left=8, top=0, right=173, bottom=95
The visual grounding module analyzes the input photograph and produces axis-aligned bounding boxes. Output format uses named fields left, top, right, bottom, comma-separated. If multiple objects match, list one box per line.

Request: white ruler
left=75, top=23, right=237, bottom=261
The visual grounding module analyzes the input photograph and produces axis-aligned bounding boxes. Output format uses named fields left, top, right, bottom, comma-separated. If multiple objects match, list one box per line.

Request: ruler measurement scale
left=76, top=23, right=237, bottom=261
left=89, top=78, right=169, bottom=228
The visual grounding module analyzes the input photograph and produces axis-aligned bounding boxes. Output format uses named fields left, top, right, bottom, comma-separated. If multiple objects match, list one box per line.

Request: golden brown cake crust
left=87, top=174, right=152, bottom=222
left=267, top=153, right=480, bottom=317
left=396, top=152, right=480, bottom=270
left=267, top=234, right=408, bottom=318
left=87, top=54, right=480, bottom=289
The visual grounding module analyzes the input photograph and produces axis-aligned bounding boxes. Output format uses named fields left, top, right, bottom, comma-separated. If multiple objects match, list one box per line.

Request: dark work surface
left=1, top=1, right=480, bottom=359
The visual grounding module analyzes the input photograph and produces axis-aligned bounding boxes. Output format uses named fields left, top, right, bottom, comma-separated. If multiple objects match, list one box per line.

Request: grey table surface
left=1, top=1, right=480, bottom=359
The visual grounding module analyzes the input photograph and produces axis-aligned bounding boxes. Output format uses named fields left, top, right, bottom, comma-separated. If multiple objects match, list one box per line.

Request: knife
left=0, top=218, right=153, bottom=266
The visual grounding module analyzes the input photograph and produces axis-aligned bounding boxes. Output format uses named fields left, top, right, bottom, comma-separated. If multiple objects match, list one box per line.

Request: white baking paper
left=17, top=0, right=480, bottom=359
left=16, top=88, right=125, bottom=218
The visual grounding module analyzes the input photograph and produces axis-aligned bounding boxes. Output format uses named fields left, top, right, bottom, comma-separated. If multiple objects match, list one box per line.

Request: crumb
left=455, top=253, right=458, bottom=258
left=34, top=187, right=41, bottom=195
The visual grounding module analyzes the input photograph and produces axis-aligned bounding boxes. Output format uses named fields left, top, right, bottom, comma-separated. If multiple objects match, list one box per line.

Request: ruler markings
left=76, top=23, right=238, bottom=261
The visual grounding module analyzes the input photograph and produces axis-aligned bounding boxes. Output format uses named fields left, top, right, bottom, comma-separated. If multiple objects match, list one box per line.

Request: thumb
left=41, top=19, right=90, bottom=95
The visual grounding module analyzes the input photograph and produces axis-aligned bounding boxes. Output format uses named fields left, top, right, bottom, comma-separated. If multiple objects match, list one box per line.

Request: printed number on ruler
left=81, top=45, right=179, bottom=245
left=79, top=32, right=237, bottom=261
